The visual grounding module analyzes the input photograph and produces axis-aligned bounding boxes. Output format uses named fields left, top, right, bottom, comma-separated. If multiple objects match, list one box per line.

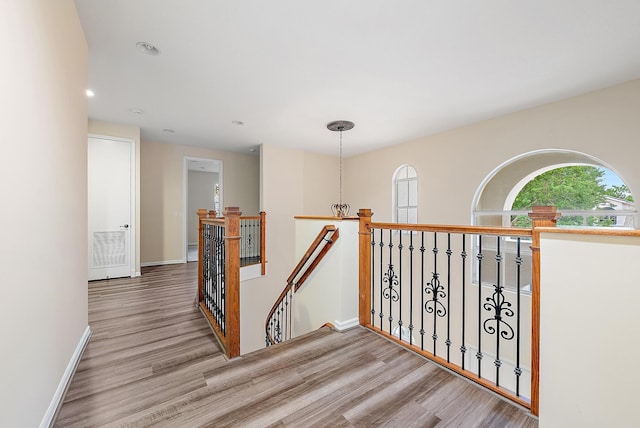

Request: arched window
left=471, top=150, right=637, bottom=293
left=392, top=165, right=418, bottom=224
left=472, top=150, right=637, bottom=229
left=508, top=165, right=635, bottom=228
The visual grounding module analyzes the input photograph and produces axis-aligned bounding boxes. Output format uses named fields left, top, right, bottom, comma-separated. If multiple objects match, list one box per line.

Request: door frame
left=89, top=134, right=137, bottom=278
left=183, top=156, right=223, bottom=262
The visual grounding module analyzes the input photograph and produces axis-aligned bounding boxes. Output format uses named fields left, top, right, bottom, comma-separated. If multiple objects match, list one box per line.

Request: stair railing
left=197, top=207, right=242, bottom=358
left=265, top=225, right=340, bottom=346
left=357, top=207, right=558, bottom=416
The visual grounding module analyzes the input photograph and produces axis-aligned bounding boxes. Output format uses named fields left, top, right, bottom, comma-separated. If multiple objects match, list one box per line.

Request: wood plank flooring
left=55, top=263, right=538, bottom=427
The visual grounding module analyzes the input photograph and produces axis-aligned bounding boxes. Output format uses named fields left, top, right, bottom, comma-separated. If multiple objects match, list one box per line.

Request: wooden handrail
left=265, top=225, right=340, bottom=346
left=286, top=225, right=338, bottom=286
left=369, top=221, right=533, bottom=237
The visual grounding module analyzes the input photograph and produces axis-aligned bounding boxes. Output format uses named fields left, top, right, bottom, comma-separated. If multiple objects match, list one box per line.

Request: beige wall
left=140, top=140, right=259, bottom=264
left=539, top=232, right=640, bottom=427
left=0, top=1, right=88, bottom=426
left=345, top=79, right=640, bottom=225
left=89, top=120, right=141, bottom=273
left=303, top=151, right=340, bottom=215
left=241, top=145, right=305, bottom=353
left=240, top=145, right=340, bottom=353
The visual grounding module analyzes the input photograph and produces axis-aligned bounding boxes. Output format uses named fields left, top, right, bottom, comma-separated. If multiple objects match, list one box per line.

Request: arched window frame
left=470, top=150, right=637, bottom=294
left=392, top=164, right=418, bottom=224
left=471, top=150, right=637, bottom=230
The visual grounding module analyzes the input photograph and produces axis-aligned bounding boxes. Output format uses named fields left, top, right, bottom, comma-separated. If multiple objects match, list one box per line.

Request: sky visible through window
left=601, top=168, right=624, bottom=187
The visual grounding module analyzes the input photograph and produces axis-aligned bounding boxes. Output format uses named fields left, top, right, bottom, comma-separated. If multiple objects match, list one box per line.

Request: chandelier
left=327, top=120, right=355, bottom=217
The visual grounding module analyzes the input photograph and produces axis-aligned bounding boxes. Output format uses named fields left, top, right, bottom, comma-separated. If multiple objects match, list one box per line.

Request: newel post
left=528, top=205, right=560, bottom=416
left=224, top=206, right=242, bottom=358
left=197, top=208, right=208, bottom=303
left=358, top=209, right=373, bottom=327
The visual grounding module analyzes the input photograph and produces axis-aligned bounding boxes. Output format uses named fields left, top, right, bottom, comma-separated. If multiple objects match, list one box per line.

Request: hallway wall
left=0, top=1, right=89, bottom=426
left=140, top=140, right=259, bottom=265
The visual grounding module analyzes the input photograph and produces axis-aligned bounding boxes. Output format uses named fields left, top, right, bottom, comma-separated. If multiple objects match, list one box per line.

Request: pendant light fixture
left=327, top=120, right=355, bottom=217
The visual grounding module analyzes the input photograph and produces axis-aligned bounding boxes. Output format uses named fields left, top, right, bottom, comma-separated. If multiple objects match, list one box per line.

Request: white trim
left=183, top=157, right=224, bottom=263
left=333, top=318, right=359, bottom=331
left=88, top=134, right=137, bottom=278
left=240, top=263, right=263, bottom=282
left=140, top=259, right=185, bottom=267
left=40, top=326, right=91, bottom=428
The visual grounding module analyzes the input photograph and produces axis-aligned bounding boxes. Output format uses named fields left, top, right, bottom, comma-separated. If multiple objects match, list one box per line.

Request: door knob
left=120, top=224, right=129, bottom=229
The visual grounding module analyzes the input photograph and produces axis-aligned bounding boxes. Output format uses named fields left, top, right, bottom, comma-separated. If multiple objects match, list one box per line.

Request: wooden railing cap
left=224, top=206, right=242, bottom=216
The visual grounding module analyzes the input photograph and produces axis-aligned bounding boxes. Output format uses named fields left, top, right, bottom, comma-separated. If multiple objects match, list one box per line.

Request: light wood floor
left=55, top=263, right=538, bottom=427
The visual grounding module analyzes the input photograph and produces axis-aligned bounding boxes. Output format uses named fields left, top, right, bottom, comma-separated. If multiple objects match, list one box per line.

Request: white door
left=88, top=137, right=132, bottom=280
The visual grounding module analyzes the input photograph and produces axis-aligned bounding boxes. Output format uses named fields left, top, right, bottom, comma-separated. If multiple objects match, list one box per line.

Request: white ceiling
left=75, top=0, right=640, bottom=157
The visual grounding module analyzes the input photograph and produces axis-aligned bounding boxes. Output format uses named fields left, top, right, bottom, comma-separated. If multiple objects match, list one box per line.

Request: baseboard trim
left=140, top=259, right=185, bottom=267
left=40, top=325, right=92, bottom=428
left=333, top=318, right=360, bottom=331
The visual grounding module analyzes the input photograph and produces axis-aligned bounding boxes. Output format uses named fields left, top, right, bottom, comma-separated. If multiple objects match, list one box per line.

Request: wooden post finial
left=528, top=205, right=561, bottom=227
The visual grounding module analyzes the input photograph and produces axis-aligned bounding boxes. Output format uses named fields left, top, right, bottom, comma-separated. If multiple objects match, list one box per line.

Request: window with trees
left=509, top=166, right=635, bottom=228
left=393, top=165, right=418, bottom=224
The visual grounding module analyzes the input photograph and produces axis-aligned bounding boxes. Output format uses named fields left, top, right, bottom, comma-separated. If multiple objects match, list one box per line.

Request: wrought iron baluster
left=216, top=225, right=221, bottom=327
left=379, top=229, right=384, bottom=329
left=240, top=221, right=245, bottom=260
left=409, top=233, right=414, bottom=346
left=477, top=235, right=483, bottom=378
left=460, top=234, right=467, bottom=370
left=275, top=304, right=282, bottom=344
left=371, top=228, right=376, bottom=325
left=288, top=288, right=293, bottom=341
left=383, top=229, right=398, bottom=335
left=220, top=225, right=226, bottom=334
left=446, top=233, right=452, bottom=362
left=515, top=237, right=523, bottom=396
left=425, top=232, right=446, bottom=356
left=420, top=231, right=425, bottom=350
left=398, top=231, right=403, bottom=341
left=483, top=236, right=515, bottom=388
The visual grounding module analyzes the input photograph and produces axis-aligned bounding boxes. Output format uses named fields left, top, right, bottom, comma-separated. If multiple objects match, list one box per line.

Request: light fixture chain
left=339, top=129, right=343, bottom=205
left=327, top=120, right=354, bottom=218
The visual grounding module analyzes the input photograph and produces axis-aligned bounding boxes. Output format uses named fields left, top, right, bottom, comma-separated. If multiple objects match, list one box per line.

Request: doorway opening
left=183, top=157, right=223, bottom=262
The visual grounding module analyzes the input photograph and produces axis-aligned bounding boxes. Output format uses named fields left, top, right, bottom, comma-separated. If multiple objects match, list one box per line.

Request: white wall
left=293, top=218, right=359, bottom=335
left=0, top=1, right=88, bottom=426
left=539, top=231, right=640, bottom=427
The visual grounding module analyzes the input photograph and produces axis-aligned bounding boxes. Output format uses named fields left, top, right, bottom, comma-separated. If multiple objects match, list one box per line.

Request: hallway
left=55, top=263, right=537, bottom=427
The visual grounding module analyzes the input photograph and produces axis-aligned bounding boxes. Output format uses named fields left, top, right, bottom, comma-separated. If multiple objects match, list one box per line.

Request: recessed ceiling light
left=136, top=42, right=160, bottom=56
left=129, top=108, right=144, bottom=115
left=86, top=89, right=95, bottom=97
left=232, top=120, right=244, bottom=126
left=162, top=128, right=175, bottom=133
